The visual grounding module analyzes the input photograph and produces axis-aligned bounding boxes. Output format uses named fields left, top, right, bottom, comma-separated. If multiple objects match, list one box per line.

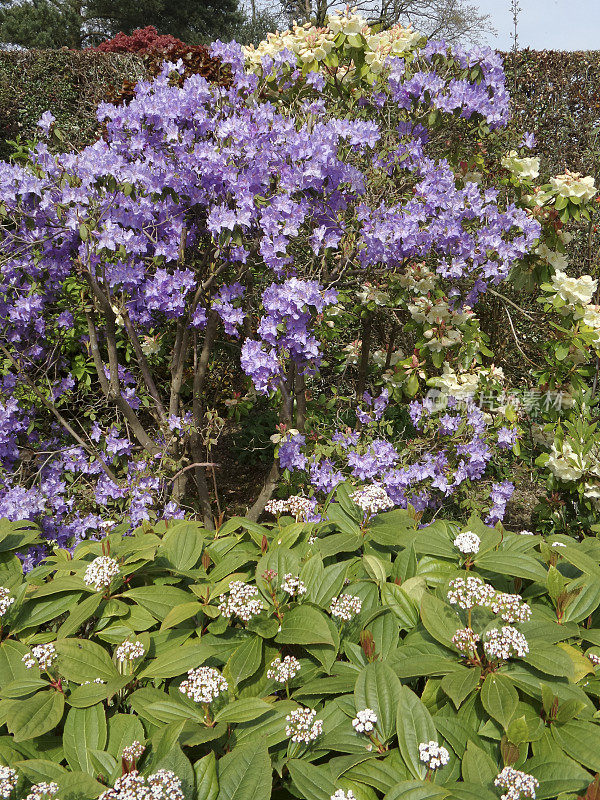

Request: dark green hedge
left=0, top=49, right=145, bottom=158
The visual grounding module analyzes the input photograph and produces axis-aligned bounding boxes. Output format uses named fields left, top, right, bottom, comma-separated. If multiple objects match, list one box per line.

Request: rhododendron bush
left=0, top=508, right=598, bottom=799
left=0, top=8, right=598, bottom=563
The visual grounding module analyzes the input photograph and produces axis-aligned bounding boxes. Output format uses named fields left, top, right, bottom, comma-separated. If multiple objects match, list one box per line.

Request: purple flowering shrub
left=0, top=9, right=590, bottom=563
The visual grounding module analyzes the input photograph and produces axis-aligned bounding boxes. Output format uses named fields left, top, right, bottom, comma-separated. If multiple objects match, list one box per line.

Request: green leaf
left=7, top=691, right=65, bottom=741
left=461, top=741, right=498, bottom=784
left=474, top=553, right=547, bottom=582
left=480, top=673, right=518, bottom=729
left=552, top=720, right=600, bottom=771
left=396, top=686, right=437, bottom=779
left=138, top=642, right=212, bottom=679
left=226, top=636, right=262, bottom=686
left=14, top=759, right=68, bottom=785
left=525, top=755, right=592, bottom=799
left=122, top=586, right=192, bottom=620
left=160, top=522, right=204, bottom=570
left=160, top=602, right=203, bottom=631
left=384, top=781, right=449, bottom=800
left=275, top=605, right=335, bottom=646
left=441, top=667, right=480, bottom=709
left=57, top=593, right=103, bottom=639
left=522, top=644, right=575, bottom=677
left=214, top=698, right=272, bottom=724
left=58, top=770, right=106, bottom=799
left=195, top=751, right=219, bottom=800
left=55, top=638, right=120, bottom=683
left=420, top=593, right=461, bottom=647
left=288, top=759, right=338, bottom=800
left=381, top=583, right=419, bottom=630
left=67, top=677, right=129, bottom=708
left=0, top=678, right=49, bottom=698
left=354, top=661, right=400, bottom=741
left=107, top=713, right=146, bottom=759
left=63, top=705, right=107, bottom=774
left=217, top=739, right=272, bottom=800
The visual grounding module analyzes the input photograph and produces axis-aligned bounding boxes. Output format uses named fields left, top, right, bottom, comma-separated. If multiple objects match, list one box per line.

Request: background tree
left=279, top=0, right=494, bottom=43
left=0, top=0, right=244, bottom=48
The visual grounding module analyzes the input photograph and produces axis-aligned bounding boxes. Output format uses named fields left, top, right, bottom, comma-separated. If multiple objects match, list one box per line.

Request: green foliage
left=0, top=501, right=600, bottom=797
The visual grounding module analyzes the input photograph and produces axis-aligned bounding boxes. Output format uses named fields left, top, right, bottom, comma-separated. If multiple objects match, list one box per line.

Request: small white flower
left=452, top=627, right=480, bottom=656
left=98, top=769, right=184, bottom=800
left=447, top=576, right=495, bottom=610
left=331, top=792, right=356, bottom=800
left=418, top=741, right=449, bottom=769
left=267, top=655, right=301, bottom=683
left=115, top=640, right=145, bottom=663
left=551, top=541, right=567, bottom=548
left=83, top=678, right=106, bottom=685
left=350, top=485, right=394, bottom=516
left=352, top=708, right=378, bottom=734
left=218, top=581, right=264, bottom=622
left=588, top=652, right=600, bottom=666
left=483, top=626, right=529, bottom=661
left=489, top=592, right=532, bottom=623
left=179, top=666, right=228, bottom=704
left=495, top=766, right=539, bottom=800
left=285, top=706, right=323, bottom=743
left=24, top=782, right=59, bottom=800
left=22, top=643, right=56, bottom=672
left=0, top=587, right=14, bottom=617
left=0, top=766, right=17, bottom=798
left=122, top=741, right=145, bottom=761
left=519, top=529, right=534, bottom=536
left=84, top=556, right=120, bottom=592
left=281, top=574, right=307, bottom=596
left=330, top=593, right=362, bottom=621
left=453, top=531, right=480, bottom=554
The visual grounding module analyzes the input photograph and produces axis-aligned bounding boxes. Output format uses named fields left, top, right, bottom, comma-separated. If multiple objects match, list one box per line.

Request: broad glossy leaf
left=355, top=661, right=400, bottom=741
left=275, top=605, right=335, bottom=646
left=288, top=759, right=338, bottom=800
left=7, top=691, right=65, bottom=741
left=195, top=751, right=219, bottom=800
left=396, top=686, right=437, bottom=779
left=63, top=705, right=106, bottom=774
left=55, top=638, right=120, bottom=683
left=217, top=738, right=271, bottom=800
left=441, top=667, right=480, bottom=710
left=480, top=673, right=518, bottom=730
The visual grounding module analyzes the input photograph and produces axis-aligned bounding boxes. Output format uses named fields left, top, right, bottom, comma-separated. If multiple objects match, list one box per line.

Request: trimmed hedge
left=0, top=49, right=145, bottom=158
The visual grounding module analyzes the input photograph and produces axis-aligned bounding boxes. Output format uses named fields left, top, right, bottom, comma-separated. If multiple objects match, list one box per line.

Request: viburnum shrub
left=0, top=498, right=599, bottom=798
left=0, top=5, right=598, bottom=568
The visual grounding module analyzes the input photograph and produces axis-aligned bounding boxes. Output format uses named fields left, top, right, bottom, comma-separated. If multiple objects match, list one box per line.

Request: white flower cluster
left=115, top=640, right=145, bottom=663
left=547, top=439, right=587, bottom=482
left=0, top=767, right=17, bottom=799
left=489, top=592, right=532, bottom=623
left=0, top=587, right=14, bottom=617
left=588, top=652, right=600, bottom=666
left=281, top=574, right=307, bottom=596
left=285, top=706, right=323, bottom=743
left=330, top=593, right=362, bottom=621
left=350, top=485, right=393, bottom=516
left=550, top=270, right=597, bottom=307
left=267, top=655, right=301, bottom=683
left=84, top=556, right=120, bottom=591
left=24, top=782, right=59, bottom=800
left=427, top=362, right=504, bottom=402
left=98, top=769, right=184, bottom=800
left=83, top=678, right=106, bottom=685
left=352, top=708, right=378, bottom=734
left=447, top=576, right=495, bottom=610
left=218, top=581, right=264, bottom=621
left=122, top=741, right=145, bottom=761
left=550, top=170, right=597, bottom=203
left=453, top=531, right=480, bottom=554
left=179, top=666, right=228, bottom=704
left=243, top=8, right=419, bottom=77
left=495, top=767, right=539, bottom=800
left=501, top=151, right=540, bottom=180
left=265, top=495, right=315, bottom=521
left=418, top=741, right=450, bottom=770
left=483, top=626, right=529, bottom=661
left=451, top=627, right=480, bottom=656
left=331, top=791, right=356, bottom=800
left=22, top=643, right=57, bottom=671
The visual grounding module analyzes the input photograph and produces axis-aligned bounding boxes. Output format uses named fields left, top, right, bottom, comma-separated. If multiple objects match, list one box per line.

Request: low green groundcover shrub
left=0, top=489, right=599, bottom=799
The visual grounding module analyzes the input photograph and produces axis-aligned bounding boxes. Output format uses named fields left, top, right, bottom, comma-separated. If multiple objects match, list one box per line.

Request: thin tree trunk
left=357, top=314, right=373, bottom=399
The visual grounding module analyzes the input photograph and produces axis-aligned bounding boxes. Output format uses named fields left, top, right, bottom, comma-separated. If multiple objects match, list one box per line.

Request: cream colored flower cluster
left=550, top=170, right=597, bottom=202
left=501, top=150, right=540, bottom=180
left=243, top=8, right=420, bottom=79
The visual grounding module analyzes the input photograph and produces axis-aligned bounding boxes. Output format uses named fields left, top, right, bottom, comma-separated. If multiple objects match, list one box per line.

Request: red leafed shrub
left=94, top=26, right=230, bottom=103
left=94, top=26, right=186, bottom=54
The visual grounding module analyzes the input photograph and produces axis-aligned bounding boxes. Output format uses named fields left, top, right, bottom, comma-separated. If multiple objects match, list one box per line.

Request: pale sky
left=477, top=0, right=600, bottom=50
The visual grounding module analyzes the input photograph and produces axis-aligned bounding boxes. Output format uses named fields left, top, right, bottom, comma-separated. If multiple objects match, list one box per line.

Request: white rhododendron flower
left=501, top=151, right=540, bottom=180
left=547, top=440, right=587, bottom=481
left=550, top=170, right=596, bottom=203
left=550, top=270, right=597, bottom=306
